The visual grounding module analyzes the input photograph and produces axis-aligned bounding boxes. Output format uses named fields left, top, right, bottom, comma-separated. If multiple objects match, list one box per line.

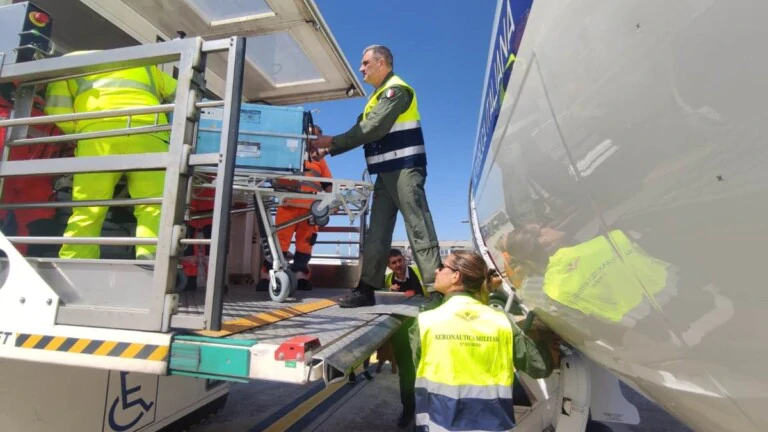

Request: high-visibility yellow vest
left=543, top=230, right=668, bottom=322
left=362, top=74, right=425, bottom=174
left=384, top=264, right=427, bottom=296
left=45, top=51, right=177, bottom=140
left=415, top=295, right=515, bottom=431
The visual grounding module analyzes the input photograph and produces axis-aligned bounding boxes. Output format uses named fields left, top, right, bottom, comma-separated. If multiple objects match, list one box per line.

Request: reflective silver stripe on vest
left=415, top=414, right=513, bottom=432
left=415, top=377, right=513, bottom=400
left=77, top=78, right=156, bottom=97
left=46, top=95, right=74, bottom=109
left=389, top=120, right=421, bottom=133
left=365, top=144, right=425, bottom=165
left=76, top=67, right=159, bottom=98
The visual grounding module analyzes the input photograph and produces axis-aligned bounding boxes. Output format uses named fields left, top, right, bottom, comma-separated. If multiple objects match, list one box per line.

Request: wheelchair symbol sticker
left=103, top=371, right=158, bottom=432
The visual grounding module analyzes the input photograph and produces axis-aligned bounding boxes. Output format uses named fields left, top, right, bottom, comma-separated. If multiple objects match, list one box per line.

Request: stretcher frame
left=188, top=168, right=373, bottom=302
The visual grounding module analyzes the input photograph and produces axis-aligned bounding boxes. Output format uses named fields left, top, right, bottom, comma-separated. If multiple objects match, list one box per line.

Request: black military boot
left=256, top=278, right=270, bottom=292
left=292, top=252, right=313, bottom=291
left=338, top=281, right=376, bottom=308
left=255, top=260, right=270, bottom=292
left=396, top=409, right=415, bottom=429
left=297, top=279, right=313, bottom=291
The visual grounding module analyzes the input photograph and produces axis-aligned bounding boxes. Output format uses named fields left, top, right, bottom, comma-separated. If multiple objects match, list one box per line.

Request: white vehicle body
left=0, top=1, right=378, bottom=431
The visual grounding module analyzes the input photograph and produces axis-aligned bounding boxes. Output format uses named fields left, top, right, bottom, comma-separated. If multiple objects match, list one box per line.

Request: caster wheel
left=269, top=271, right=291, bottom=302
left=310, top=200, right=329, bottom=219
left=314, top=214, right=330, bottom=227
left=488, top=297, right=506, bottom=311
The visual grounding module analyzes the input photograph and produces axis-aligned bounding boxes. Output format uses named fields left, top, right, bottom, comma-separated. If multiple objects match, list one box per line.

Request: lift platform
left=171, top=288, right=424, bottom=384
left=0, top=3, right=430, bottom=431
left=0, top=1, right=408, bottom=389
left=0, top=228, right=422, bottom=382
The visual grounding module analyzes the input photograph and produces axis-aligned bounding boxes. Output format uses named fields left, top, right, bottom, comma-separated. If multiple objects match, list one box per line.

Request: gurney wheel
left=286, top=268, right=298, bottom=295
left=488, top=293, right=507, bottom=311
left=314, top=214, right=330, bottom=227
left=270, top=271, right=291, bottom=302
left=310, top=200, right=330, bottom=219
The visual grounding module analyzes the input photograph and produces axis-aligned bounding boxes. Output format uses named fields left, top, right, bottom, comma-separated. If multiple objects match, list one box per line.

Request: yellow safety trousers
left=60, top=130, right=167, bottom=259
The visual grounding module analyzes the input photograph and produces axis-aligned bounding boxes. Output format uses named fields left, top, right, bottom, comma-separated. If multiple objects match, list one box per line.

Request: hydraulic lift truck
left=0, top=2, right=425, bottom=431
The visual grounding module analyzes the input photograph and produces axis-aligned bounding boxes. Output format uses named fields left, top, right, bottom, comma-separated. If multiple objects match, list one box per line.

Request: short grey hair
left=363, top=45, right=393, bottom=68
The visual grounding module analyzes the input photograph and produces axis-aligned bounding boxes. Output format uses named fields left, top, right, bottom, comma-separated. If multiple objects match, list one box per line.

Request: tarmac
left=192, top=360, right=692, bottom=432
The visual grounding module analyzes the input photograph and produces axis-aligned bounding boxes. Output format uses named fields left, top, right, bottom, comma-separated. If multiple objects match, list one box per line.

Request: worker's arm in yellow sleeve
left=44, top=80, right=76, bottom=134
left=153, top=67, right=177, bottom=104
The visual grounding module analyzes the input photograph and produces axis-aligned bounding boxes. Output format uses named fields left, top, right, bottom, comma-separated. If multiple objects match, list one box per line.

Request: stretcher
left=188, top=167, right=373, bottom=302
left=188, top=101, right=374, bottom=302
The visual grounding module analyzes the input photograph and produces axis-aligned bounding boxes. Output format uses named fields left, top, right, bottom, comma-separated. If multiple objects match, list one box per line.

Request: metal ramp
left=171, top=288, right=424, bottom=384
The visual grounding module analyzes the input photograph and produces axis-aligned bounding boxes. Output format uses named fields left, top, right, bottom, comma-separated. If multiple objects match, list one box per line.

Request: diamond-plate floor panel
left=176, top=287, right=423, bottom=346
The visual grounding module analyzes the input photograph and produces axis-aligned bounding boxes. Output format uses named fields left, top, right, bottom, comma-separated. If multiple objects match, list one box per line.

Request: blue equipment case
left=196, top=103, right=309, bottom=172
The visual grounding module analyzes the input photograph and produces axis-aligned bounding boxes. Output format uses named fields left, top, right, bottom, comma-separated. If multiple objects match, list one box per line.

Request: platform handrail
left=5, top=236, right=157, bottom=245
left=6, top=124, right=172, bottom=147
left=0, top=103, right=175, bottom=128
left=0, top=36, right=245, bottom=334
left=0, top=197, right=162, bottom=210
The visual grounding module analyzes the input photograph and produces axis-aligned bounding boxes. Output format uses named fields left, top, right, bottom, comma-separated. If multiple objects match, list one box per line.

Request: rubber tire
left=488, top=292, right=508, bottom=311
left=269, top=271, right=291, bottom=302
left=488, top=297, right=507, bottom=311
left=315, top=214, right=330, bottom=227
left=286, top=268, right=298, bottom=296
left=310, top=200, right=330, bottom=219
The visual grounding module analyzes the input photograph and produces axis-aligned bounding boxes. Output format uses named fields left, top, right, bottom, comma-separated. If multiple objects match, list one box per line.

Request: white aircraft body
left=470, top=1, right=768, bottom=431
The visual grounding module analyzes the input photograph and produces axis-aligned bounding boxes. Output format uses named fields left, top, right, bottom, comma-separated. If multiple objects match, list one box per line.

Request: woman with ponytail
left=407, top=250, right=552, bottom=431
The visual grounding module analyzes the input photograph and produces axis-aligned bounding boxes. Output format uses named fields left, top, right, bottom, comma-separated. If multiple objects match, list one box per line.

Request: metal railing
left=0, top=36, right=245, bottom=332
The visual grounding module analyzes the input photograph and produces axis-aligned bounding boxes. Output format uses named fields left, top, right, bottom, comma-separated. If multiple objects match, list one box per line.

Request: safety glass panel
left=186, top=0, right=274, bottom=24
left=246, top=31, right=324, bottom=86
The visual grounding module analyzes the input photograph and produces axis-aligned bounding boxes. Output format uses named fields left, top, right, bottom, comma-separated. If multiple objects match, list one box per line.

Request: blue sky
left=305, top=0, right=497, bottom=246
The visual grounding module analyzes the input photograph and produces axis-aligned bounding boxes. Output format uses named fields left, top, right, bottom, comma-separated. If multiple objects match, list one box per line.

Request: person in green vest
left=309, top=45, right=442, bottom=309
left=384, top=248, right=428, bottom=296
left=380, top=247, right=427, bottom=428
left=505, top=225, right=670, bottom=325
left=409, top=250, right=552, bottom=431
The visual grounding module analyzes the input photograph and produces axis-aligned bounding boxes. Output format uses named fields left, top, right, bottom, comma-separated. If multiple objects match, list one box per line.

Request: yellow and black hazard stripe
left=195, top=298, right=336, bottom=338
left=14, top=334, right=168, bottom=361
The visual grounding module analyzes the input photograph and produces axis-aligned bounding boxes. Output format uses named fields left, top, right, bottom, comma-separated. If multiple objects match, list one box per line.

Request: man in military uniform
left=311, top=45, right=441, bottom=308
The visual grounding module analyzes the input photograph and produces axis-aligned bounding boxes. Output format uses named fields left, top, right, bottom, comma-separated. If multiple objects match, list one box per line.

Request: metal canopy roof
left=38, top=0, right=365, bottom=104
